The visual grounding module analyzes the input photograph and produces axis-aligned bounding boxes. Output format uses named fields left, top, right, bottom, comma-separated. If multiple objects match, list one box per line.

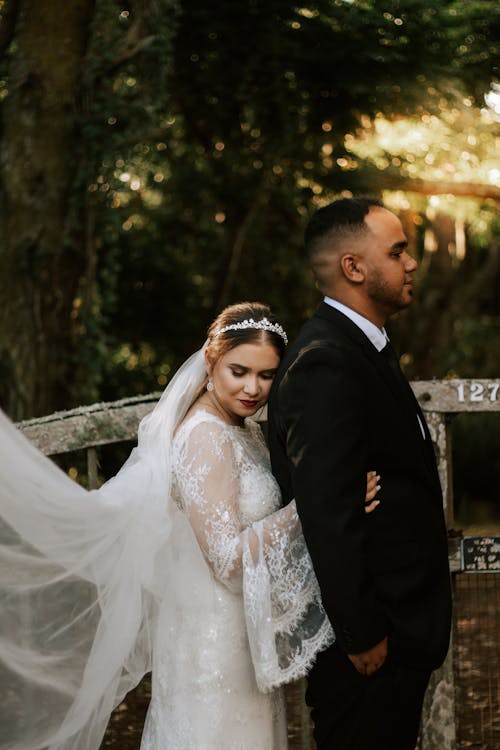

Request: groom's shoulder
left=292, top=305, right=356, bottom=352
left=278, top=308, right=356, bottom=375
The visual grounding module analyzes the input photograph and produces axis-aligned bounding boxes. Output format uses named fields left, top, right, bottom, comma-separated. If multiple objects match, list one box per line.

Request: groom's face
left=361, top=207, right=417, bottom=316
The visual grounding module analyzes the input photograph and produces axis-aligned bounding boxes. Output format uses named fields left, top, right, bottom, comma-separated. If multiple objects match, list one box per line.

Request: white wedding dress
left=0, top=347, right=333, bottom=750
left=141, top=409, right=289, bottom=749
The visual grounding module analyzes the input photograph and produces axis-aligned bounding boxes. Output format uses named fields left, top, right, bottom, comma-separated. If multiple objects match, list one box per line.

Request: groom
left=268, top=198, right=451, bottom=749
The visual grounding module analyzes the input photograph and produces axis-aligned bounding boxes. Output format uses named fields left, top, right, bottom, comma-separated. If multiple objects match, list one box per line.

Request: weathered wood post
left=413, top=378, right=500, bottom=750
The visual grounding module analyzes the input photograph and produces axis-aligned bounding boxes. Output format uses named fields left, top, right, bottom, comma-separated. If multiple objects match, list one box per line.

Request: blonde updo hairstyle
left=205, top=302, right=287, bottom=371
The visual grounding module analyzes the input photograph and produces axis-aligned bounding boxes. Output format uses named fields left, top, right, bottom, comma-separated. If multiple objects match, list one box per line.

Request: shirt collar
left=323, top=297, right=388, bottom=352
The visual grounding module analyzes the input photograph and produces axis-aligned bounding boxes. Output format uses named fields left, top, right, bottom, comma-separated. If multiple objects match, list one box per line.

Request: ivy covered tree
left=0, top=0, right=96, bottom=418
left=0, top=0, right=179, bottom=417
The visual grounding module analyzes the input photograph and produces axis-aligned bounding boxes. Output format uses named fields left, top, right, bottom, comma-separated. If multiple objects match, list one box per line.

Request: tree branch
left=215, top=180, right=268, bottom=311
left=380, top=175, right=500, bottom=202
left=114, top=126, right=170, bottom=150
left=328, top=167, right=500, bottom=203
left=104, top=0, right=163, bottom=74
left=0, top=0, right=20, bottom=61
left=106, top=33, right=157, bottom=74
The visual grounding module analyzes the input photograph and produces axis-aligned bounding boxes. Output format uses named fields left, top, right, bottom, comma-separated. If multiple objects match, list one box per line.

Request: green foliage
left=65, top=0, right=181, bottom=402
left=95, top=0, right=498, bottom=396
left=1, top=0, right=498, bottom=406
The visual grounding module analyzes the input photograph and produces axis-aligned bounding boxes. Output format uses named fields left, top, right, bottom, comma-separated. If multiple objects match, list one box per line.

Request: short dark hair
left=304, top=197, right=383, bottom=258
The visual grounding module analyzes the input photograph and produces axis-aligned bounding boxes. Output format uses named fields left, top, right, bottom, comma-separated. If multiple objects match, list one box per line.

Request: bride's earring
left=207, top=378, right=214, bottom=392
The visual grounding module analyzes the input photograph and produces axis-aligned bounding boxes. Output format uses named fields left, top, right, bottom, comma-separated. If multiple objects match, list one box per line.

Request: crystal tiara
left=214, top=317, right=288, bottom=345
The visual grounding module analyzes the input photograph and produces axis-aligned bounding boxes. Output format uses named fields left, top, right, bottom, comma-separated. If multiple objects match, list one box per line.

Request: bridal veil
left=0, top=348, right=207, bottom=750
left=0, top=345, right=333, bottom=750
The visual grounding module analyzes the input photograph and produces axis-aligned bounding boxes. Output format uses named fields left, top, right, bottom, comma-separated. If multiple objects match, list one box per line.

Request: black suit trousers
left=306, top=645, right=431, bottom=750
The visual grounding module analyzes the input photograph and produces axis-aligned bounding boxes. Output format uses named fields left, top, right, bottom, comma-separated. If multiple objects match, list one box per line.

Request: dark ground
left=101, top=573, right=499, bottom=750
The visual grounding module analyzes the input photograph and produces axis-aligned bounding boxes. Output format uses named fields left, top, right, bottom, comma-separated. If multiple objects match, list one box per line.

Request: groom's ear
left=340, top=253, right=366, bottom=284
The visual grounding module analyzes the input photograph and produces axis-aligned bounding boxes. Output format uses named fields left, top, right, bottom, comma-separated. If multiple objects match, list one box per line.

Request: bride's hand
left=365, top=471, right=381, bottom=514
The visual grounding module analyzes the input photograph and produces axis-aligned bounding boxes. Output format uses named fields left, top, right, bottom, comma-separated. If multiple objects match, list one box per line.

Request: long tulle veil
left=0, top=345, right=208, bottom=750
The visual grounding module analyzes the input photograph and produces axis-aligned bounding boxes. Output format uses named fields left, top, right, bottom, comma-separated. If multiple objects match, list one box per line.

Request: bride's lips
left=240, top=400, right=258, bottom=408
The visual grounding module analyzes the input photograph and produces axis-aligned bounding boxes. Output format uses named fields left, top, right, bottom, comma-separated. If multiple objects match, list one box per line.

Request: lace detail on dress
left=172, top=412, right=282, bottom=587
left=243, top=522, right=334, bottom=691
left=171, top=410, right=334, bottom=694
left=173, top=415, right=248, bottom=587
left=141, top=411, right=290, bottom=749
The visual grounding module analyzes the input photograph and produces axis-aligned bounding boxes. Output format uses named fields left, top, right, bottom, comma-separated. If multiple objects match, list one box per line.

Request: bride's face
left=206, top=341, right=280, bottom=425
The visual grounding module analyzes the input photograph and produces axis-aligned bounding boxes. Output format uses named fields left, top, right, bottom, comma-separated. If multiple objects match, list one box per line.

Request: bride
left=0, top=301, right=380, bottom=750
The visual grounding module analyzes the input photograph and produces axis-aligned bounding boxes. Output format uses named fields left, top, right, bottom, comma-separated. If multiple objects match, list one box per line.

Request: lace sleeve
left=242, top=512, right=335, bottom=692
left=173, top=420, right=243, bottom=587
left=173, top=419, right=301, bottom=590
left=174, top=417, right=334, bottom=688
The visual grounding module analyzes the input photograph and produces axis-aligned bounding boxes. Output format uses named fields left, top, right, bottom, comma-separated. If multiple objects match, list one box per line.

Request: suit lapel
left=314, top=303, right=441, bottom=493
left=314, top=303, right=406, bottom=406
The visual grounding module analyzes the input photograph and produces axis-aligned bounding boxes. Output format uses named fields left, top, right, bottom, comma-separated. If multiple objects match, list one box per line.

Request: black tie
left=380, top=342, right=430, bottom=444
left=380, top=341, right=408, bottom=387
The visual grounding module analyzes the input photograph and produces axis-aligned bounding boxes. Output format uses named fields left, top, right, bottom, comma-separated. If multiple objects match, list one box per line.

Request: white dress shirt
left=324, top=297, right=388, bottom=352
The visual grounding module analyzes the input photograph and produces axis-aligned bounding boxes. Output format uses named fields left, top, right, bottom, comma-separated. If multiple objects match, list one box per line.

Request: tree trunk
left=0, top=0, right=96, bottom=418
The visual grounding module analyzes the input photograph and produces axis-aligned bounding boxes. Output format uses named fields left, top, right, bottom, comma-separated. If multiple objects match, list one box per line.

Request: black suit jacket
left=268, top=302, right=452, bottom=670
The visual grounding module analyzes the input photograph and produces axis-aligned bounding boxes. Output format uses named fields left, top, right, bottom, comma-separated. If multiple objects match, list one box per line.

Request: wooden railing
left=17, top=393, right=161, bottom=487
left=16, top=378, right=500, bottom=750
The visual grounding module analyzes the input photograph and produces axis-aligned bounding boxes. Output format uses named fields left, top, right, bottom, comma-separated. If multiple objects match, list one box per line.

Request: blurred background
left=0, top=0, right=498, bottom=529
